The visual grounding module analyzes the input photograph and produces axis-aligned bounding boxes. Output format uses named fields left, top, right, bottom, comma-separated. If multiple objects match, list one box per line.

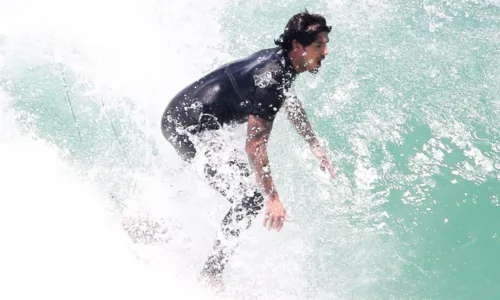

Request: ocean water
left=0, top=0, right=499, bottom=299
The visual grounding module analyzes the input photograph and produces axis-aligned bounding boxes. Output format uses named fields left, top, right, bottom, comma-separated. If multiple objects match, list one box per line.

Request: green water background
left=218, top=0, right=500, bottom=298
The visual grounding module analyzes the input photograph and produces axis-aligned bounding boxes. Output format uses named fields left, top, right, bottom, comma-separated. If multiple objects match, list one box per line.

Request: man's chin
left=308, top=67, right=320, bottom=74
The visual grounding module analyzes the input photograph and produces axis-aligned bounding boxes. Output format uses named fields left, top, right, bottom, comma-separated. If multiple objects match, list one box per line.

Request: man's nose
left=323, top=45, right=329, bottom=56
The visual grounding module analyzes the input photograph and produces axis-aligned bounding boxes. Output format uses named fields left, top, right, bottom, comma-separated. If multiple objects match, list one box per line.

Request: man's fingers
left=268, top=217, right=275, bottom=230
left=263, top=209, right=288, bottom=231
left=277, top=216, right=285, bottom=231
left=274, top=217, right=281, bottom=231
left=328, top=165, right=336, bottom=178
left=278, top=210, right=286, bottom=229
left=276, top=210, right=286, bottom=231
left=263, top=213, right=270, bottom=228
left=268, top=216, right=275, bottom=230
left=320, top=161, right=336, bottom=178
left=272, top=216, right=280, bottom=230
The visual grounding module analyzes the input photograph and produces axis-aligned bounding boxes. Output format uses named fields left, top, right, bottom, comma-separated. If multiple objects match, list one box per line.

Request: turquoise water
left=1, top=0, right=499, bottom=299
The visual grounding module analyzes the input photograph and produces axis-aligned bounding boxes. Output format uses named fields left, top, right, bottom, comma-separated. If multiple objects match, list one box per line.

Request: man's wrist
left=309, top=138, right=321, bottom=149
left=267, top=191, right=280, bottom=202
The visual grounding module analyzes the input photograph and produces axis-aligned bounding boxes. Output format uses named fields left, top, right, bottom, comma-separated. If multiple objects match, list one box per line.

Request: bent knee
left=242, top=192, right=265, bottom=216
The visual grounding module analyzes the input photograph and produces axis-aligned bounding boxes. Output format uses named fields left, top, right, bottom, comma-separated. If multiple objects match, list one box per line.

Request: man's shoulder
left=250, top=48, right=296, bottom=84
left=226, top=47, right=284, bottom=70
left=253, top=47, right=286, bottom=68
left=248, top=47, right=282, bottom=60
left=250, top=48, right=289, bottom=82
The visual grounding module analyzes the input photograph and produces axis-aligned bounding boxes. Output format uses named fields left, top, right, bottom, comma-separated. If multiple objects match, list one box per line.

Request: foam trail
left=0, top=96, right=221, bottom=300
left=0, top=0, right=237, bottom=298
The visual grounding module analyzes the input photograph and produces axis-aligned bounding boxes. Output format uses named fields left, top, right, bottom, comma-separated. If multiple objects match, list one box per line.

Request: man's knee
left=162, top=124, right=197, bottom=162
left=241, top=192, right=265, bottom=217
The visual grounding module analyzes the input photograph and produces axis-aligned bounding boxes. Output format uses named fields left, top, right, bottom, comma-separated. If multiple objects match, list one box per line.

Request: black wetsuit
left=161, top=47, right=297, bottom=277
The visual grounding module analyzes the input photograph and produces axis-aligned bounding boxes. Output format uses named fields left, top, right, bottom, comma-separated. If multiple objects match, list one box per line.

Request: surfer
left=161, top=9, right=335, bottom=289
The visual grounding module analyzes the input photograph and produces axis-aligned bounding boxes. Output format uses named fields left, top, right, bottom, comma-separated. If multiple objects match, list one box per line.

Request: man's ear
left=291, top=39, right=303, bottom=52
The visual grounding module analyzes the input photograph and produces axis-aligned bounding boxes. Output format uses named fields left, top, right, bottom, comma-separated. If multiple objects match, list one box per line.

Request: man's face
left=300, top=31, right=329, bottom=73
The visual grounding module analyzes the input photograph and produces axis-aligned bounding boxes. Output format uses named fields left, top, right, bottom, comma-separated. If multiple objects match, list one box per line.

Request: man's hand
left=311, top=143, right=336, bottom=178
left=263, top=195, right=287, bottom=231
left=285, top=98, right=336, bottom=178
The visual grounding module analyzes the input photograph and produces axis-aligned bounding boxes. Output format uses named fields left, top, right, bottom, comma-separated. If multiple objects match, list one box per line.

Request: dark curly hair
left=275, top=10, right=331, bottom=52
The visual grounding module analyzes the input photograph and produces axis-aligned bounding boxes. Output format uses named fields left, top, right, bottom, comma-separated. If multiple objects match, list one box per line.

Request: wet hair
left=274, top=9, right=332, bottom=52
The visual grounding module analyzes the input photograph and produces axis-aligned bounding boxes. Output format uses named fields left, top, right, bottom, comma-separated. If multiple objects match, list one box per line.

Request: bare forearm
left=285, top=99, right=336, bottom=177
left=246, top=143, right=278, bottom=200
left=288, top=104, right=319, bottom=146
left=246, top=115, right=280, bottom=201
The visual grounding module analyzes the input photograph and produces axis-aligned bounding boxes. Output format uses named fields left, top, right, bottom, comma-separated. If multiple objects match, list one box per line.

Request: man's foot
left=199, top=273, right=225, bottom=293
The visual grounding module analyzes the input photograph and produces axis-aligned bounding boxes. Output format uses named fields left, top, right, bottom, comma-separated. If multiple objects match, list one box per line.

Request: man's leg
left=162, top=112, right=264, bottom=280
left=201, top=160, right=265, bottom=278
left=161, top=118, right=197, bottom=162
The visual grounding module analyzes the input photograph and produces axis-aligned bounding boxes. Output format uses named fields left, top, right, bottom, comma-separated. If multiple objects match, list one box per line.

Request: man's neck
left=287, top=50, right=306, bottom=73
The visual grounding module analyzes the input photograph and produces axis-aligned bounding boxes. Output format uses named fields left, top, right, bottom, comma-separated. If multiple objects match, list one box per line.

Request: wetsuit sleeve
left=250, top=71, right=285, bottom=121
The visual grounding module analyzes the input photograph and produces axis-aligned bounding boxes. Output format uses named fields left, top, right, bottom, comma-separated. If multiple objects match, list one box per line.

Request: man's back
left=164, top=47, right=296, bottom=131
